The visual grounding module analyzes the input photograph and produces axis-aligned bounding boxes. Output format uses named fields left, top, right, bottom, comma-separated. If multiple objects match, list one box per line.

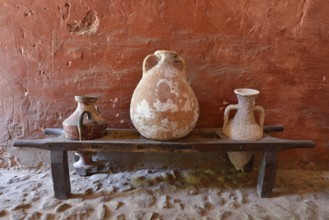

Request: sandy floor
left=0, top=166, right=329, bottom=220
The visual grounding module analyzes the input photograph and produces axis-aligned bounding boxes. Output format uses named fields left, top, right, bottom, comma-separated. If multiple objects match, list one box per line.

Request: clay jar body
left=223, top=88, right=265, bottom=171
left=130, top=50, right=199, bottom=140
left=63, top=95, right=107, bottom=140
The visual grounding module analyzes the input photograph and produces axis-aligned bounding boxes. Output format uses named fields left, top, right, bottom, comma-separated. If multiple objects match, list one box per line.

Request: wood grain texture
left=14, top=128, right=314, bottom=153
left=51, top=150, right=71, bottom=199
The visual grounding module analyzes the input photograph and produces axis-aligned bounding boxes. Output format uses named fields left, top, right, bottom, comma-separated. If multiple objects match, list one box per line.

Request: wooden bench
left=13, top=125, right=314, bottom=199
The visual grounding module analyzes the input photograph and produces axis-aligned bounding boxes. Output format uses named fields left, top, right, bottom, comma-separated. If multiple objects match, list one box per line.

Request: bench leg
left=257, top=151, right=278, bottom=198
left=51, top=150, right=71, bottom=199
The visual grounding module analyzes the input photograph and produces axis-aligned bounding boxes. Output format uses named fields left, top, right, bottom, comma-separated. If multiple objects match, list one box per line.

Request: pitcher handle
left=223, top=104, right=238, bottom=128
left=176, top=56, right=187, bottom=73
left=254, top=105, right=265, bottom=128
left=143, top=54, right=159, bottom=74
left=78, top=111, right=92, bottom=141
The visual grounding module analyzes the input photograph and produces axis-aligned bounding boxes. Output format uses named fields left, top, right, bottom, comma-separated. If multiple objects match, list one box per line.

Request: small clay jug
left=63, top=95, right=107, bottom=140
left=222, top=88, right=265, bottom=171
left=130, top=50, right=199, bottom=140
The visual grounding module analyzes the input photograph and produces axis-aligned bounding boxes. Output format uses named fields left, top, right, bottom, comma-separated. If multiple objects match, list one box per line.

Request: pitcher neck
left=237, top=95, right=256, bottom=111
left=75, top=95, right=98, bottom=108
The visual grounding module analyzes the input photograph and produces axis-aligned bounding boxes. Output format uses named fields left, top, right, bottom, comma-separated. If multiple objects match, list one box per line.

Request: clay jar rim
left=154, top=50, right=177, bottom=56
left=234, top=88, right=259, bottom=97
left=74, top=95, right=100, bottom=104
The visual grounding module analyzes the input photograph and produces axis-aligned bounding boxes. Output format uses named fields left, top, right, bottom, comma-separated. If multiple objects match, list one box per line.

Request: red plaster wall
left=1, top=0, right=328, bottom=166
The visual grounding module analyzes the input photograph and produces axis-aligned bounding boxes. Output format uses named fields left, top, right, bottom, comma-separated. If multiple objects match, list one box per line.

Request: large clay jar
left=63, top=95, right=107, bottom=140
left=222, top=88, right=265, bottom=171
left=130, top=50, right=199, bottom=140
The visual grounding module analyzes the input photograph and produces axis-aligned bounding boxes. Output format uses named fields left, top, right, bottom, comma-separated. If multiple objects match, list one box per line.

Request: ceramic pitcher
left=130, top=50, right=199, bottom=140
left=222, top=88, right=265, bottom=171
left=63, top=95, right=107, bottom=175
left=63, top=95, right=107, bottom=140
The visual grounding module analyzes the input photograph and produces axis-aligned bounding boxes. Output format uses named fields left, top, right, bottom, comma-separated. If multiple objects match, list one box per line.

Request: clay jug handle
left=143, top=54, right=159, bottom=74
left=175, top=56, right=187, bottom=73
left=95, top=105, right=100, bottom=113
left=254, top=105, right=265, bottom=128
left=223, top=104, right=238, bottom=128
left=78, top=111, right=92, bottom=141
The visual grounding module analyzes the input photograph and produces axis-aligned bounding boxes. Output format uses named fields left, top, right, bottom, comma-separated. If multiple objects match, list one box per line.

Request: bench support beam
left=51, top=150, right=71, bottom=199
left=257, top=151, right=278, bottom=197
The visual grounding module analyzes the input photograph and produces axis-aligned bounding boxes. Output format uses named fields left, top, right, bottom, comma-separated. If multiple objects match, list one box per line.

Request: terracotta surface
left=63, top=95, right=107, bottom=140
left=0, top=0, right=328, bottom=166
left=223, top=88, right=264, bottom=171
left=130, top=50, right=199, bottom=140
left=223, top=88, right=264, bottom=141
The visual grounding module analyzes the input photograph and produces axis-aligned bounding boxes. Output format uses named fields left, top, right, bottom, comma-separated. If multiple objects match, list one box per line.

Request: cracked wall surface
left=0, top=0, right=328, bottom=167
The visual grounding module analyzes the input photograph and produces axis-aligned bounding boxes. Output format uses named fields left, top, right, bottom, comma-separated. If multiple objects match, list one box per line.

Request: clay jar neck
left=234, top=89, right=259, bottom=121
left=75, top=96, right=98, bottom=109
left=154, top=50, right=186, bottom=74
left=154, top=50, right=178, bottom=64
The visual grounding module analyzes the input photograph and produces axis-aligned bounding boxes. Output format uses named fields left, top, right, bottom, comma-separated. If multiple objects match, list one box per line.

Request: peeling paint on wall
left=68, top=10, right=99, bottom=35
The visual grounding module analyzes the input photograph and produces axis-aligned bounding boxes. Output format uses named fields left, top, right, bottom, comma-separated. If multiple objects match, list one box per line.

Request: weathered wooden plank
left=51, top=150, right=71, bottom=199
left=257, top=151, right=278, bottom=198
left=13, top=135, right=314, bottom=152
left=43, top=125, right=284, bottom=136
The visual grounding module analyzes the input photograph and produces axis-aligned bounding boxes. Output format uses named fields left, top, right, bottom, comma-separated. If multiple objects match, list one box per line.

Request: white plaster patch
left=160, top=119, right=178, bottom=130
left=160, top=118, right=170, bottom=126
left=135, top=99, right=154, bottom=119
left=182, top=99, right=192, bottom=112
left=153, top=99, right=178, bottom=113
left=139, top=119, right=181, bottom=140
